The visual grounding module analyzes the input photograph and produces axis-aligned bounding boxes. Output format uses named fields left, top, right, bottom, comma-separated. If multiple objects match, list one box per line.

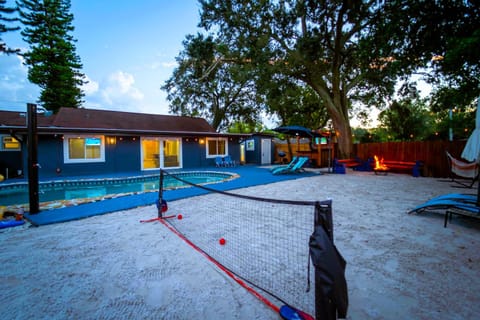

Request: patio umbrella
left=273, top=125, right=320, bottom=152
left=460, top=97, right=480, bottom=206
left=273, top=125, right=320, bottom=138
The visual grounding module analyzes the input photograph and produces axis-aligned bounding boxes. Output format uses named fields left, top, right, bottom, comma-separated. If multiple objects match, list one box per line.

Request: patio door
left=162, top=139, right=181, bottom=168
left=141, top=137, right=182, bottom=170
left=142, top=138, right=160, bottom=170
left=261, top=139, right=271, bottom=164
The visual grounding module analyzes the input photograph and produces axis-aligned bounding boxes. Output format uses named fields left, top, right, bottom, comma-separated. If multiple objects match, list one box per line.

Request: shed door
left=261, top=139, right=271, bottom=165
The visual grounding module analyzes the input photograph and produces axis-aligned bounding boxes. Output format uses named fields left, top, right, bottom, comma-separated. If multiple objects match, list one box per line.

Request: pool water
left=0, top=171, right=236, bottom=208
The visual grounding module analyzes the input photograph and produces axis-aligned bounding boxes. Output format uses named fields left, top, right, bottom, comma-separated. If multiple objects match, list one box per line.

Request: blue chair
left=224, top=155, right=235, bottom=167
left=215, top=157, right=223, bottom=167
left=269, top=156, right=298, bottom=172
left=272, top=157, right=309, bottom=175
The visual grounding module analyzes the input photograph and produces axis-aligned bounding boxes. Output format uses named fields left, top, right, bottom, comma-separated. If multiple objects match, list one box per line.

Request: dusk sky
left=1, top=1, right=433, bottom=128
left=0, top=0, right=202, bottom=115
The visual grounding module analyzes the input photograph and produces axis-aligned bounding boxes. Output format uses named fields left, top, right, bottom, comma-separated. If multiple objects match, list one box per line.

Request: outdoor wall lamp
left=199, top=138, right=205, bottom=144
left=107, top=137, right=116, bottom=145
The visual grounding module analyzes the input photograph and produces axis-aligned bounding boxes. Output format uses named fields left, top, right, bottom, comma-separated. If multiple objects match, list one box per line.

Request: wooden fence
left=274, top=139, right=469, bottom=178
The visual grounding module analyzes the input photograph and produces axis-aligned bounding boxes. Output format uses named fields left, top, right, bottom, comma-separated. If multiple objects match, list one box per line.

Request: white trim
left=0, top=135, right=21, bottom=151
left=162, top=137, right=183, bottom=169
left=140, top=137, right=183, bottom=170
left=205, top=137, right=228, bottom=158
left=63, top=135, right=105, bottom=163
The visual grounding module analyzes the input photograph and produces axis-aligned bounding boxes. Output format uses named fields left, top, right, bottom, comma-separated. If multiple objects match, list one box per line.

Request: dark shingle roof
left=0, top=107, right=216, bottom=134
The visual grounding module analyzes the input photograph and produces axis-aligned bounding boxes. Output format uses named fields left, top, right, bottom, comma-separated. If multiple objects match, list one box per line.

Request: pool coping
left=22, top=166, right=321, bottom=226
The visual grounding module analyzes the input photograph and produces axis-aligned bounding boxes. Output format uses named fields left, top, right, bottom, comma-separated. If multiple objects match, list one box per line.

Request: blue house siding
left=181, top=138, right=242, bottom=169
left=181, top=139, right=205, bottom=168
left=18, top=135, right=142, bottom=178
left=0, top=108, right=251, bottom=179
left=16, top=134, right=245, bottom=178
left=29, top=135, right=64, bottom=177
left=227, top=139, right=241, bottom=165
left=0, top=150, right=22, bottom=178
left=107, top=137, right=141, bottom=173
left=244, top=135, right=274, bottom=165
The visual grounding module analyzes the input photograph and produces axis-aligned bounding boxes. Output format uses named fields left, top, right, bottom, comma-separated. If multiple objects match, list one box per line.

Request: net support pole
left=315, top=200, right=333, bottom=240
left=158, top=169, right=164, bottom=218
left=27, top=103, right=40, bottom=214
left=313, top=200, right=336, bottom=320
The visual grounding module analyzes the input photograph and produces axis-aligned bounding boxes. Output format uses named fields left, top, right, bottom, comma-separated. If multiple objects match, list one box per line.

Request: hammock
left=445, top=151, right=479, bottom=188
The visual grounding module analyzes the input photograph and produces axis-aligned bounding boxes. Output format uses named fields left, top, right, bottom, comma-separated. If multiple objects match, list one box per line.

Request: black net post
left=158, top=169, right=164, bottom=218
left=27, top=103, right=40, bottom=214
left=313, top=200, right=336, bottom=320
left=315, top=200, right=333, bottom=241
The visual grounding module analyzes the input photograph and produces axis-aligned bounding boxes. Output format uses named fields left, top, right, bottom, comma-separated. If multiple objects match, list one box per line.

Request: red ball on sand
left=177, top=214, right=183, bottom=220
left=219, top=238, right=226, bottom=245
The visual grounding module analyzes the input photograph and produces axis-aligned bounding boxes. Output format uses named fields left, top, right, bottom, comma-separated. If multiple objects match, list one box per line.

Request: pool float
left=0, top=219, right=25, bottom=229
left=0, top=208, right=25, bottom=229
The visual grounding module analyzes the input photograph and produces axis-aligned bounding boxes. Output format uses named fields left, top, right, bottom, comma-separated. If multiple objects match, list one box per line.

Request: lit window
left=1, top=136, right=21, bottom=151
left=206, top=138, right=228, bottom=157
left=64, top=135, right=105, bottom=163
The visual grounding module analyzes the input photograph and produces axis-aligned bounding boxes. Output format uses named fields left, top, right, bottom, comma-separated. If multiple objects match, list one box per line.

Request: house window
left=206, top=137, right=228, bottom=158
left=64, top=135, right=105, bottom=163
left=1, top=135, right=21, bottom=151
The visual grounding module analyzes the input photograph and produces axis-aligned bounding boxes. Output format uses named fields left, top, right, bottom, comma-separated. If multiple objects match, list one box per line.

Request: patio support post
left=27, top=103, right=40, bottom=214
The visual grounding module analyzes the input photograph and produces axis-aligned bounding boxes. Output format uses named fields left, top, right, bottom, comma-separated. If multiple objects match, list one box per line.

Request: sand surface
left=1, top=170, right=479, bottom=319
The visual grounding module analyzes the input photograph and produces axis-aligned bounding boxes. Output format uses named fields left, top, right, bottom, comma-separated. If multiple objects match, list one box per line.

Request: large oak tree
left=162, top=33, right=262, bottom=131
left=198, top=0, right=479, bottom=157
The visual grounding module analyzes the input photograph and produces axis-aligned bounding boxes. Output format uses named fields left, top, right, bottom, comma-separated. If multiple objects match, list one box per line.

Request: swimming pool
left=0, top=171, right=238, bottom=209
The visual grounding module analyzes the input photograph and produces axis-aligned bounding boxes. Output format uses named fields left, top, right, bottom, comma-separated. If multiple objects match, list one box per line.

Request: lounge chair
left=408, top=193, right=479, bottom=227
left=272, top=157, right=309, bottom=175
left=445, top=151, right=479, bottom=188
left=269, top=156, right=298, bottom=172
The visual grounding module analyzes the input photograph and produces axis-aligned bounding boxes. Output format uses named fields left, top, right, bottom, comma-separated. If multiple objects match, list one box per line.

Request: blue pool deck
left=20, top=165, right=321, bottom=226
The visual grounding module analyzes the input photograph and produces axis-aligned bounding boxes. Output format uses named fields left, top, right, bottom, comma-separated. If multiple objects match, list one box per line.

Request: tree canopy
left=17, top=0, right=85, bottom=112
left=162, top=33, right=263, bottom=131
left=198, top=0, right=409, bottom=157
left=0, top=0, right=19, bottom=54
left=195, top=0, right=479, bottom=157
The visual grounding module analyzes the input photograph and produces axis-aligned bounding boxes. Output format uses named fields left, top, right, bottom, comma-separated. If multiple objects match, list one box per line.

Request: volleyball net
left=157, top=169, right=346, bottom=319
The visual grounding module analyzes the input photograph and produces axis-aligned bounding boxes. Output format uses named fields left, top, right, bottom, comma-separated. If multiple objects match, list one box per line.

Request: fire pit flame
left=374, top=155, right=389, bottom=171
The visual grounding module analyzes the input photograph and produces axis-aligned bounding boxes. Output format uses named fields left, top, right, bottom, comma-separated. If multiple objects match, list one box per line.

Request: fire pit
left=373, top=155, right=389, bottom=175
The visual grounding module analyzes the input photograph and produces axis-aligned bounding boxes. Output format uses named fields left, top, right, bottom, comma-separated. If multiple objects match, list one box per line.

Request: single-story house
left=0, top=107, right=274, bottom=179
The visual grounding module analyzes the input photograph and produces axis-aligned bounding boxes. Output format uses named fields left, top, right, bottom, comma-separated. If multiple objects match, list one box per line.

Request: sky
left=0, top=1, right=434, bottom=128
left=0, top=0, right=202, bottom=116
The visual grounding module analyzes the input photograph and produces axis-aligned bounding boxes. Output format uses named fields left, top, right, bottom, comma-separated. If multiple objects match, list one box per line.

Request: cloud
left=102, top=71, right=144, bottom=102
left=0, top=56, right=166, bottom=116
left=83, top=70, right=145, bottom=112
left=81, top=75, right=99, bottom=95
left=0, top=53, right=40, bottom=110
left=148, top=60, right=177, bottom=70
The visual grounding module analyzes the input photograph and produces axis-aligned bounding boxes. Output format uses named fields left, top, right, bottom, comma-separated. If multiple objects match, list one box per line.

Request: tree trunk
left=307, top=81, right=354, bottom=159
left=331, top=114, right=353, bottom=159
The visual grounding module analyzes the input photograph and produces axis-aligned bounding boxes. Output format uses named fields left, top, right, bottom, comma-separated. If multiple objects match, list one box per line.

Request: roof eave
left=0, top=126, right=251, bottom=138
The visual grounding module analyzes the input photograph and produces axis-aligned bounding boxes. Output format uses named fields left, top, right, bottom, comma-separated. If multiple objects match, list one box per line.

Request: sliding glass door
left=141, top=137, right=182, bottom=170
